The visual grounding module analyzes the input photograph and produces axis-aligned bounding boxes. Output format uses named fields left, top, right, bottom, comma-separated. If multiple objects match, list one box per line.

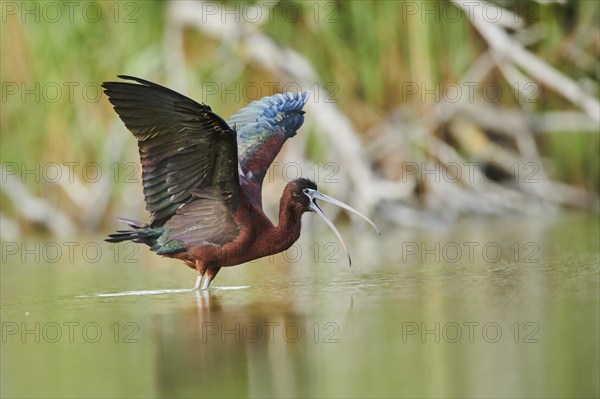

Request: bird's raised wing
left=102, top=76, right=239, bottom=227
left=227, top=92, right=309, bottom=206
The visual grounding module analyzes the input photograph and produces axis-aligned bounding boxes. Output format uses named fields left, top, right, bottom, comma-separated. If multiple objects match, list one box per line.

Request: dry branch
left=454, top=0, right=600, bottom=122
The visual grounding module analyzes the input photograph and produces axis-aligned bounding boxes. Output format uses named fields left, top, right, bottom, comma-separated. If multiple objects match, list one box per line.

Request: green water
left=1, top=213, right=598, bottom=398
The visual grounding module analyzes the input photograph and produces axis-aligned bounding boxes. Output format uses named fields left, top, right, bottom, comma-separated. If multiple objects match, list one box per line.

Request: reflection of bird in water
left=104, top=76, right=379, bottom=289
left=154, top=289, right=309, bottom=397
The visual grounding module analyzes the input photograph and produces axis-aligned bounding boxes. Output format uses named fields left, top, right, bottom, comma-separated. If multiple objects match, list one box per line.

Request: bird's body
left=104, top=76, right=379, bottom=288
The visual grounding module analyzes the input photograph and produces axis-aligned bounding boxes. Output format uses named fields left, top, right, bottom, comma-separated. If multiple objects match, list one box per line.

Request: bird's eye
left=303, top=188, right=309, bottom=194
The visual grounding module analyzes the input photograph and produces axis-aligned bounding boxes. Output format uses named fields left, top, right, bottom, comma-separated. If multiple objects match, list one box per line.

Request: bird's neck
left=268, top=203, right=303, bottom=254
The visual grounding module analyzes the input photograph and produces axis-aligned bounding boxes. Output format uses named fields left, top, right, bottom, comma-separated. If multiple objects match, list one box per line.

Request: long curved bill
left=304, top=189, right=381, bottom=267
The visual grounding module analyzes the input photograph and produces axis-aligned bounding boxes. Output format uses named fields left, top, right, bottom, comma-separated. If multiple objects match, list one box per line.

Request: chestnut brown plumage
left=104, top=76, right=379, bottom=289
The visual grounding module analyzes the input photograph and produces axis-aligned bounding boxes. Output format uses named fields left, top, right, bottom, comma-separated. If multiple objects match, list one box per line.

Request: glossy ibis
left=104, top=76, right=380, bottom=289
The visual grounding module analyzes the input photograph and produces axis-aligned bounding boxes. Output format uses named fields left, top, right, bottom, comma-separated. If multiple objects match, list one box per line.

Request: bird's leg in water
left=194, top=260, right=207, bottom=289
left=194, top=275, right=203, bottom=289
left=201, top=267, right=221, bottom=289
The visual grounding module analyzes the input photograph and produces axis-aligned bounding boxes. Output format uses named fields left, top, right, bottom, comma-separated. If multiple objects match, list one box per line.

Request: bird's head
left=284, top=178, right=381, bottom=266
left=285, top=178, right=318, bottom=213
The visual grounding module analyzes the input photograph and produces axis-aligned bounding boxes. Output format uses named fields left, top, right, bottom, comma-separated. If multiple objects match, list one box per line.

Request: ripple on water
left=76, top=286, right=251, bottom=298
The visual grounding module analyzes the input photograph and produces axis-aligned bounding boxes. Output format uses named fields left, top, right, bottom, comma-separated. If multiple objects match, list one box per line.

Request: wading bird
left=104, top=76, right=379, bottom=289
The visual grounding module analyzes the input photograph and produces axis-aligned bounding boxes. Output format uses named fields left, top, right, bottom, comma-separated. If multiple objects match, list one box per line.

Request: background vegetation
left=1, top=0, right=598, bottom=238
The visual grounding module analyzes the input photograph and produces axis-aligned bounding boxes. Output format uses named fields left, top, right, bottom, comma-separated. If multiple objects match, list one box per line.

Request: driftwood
left=1, top=164, right=75, bottom=237
left=454, top=0, right=599, bottom=122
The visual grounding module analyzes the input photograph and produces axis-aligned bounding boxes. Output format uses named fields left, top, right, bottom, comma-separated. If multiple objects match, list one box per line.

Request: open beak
left=304, top=189, right=381, bottom=267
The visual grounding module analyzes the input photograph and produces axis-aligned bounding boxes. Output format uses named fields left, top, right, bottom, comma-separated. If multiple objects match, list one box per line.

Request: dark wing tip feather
left=103, top=75, right=240, bottom=227
left=102, top=75, right=212, bottom=110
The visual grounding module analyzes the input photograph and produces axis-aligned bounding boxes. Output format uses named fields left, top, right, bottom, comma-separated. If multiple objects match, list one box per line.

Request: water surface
left=1, top=213, right=598, bottom=398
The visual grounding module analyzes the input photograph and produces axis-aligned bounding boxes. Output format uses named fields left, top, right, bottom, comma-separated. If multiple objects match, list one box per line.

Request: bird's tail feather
left=105, top=218, right=162, bottom=246
left=106, top=218, right=186, bottom=255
